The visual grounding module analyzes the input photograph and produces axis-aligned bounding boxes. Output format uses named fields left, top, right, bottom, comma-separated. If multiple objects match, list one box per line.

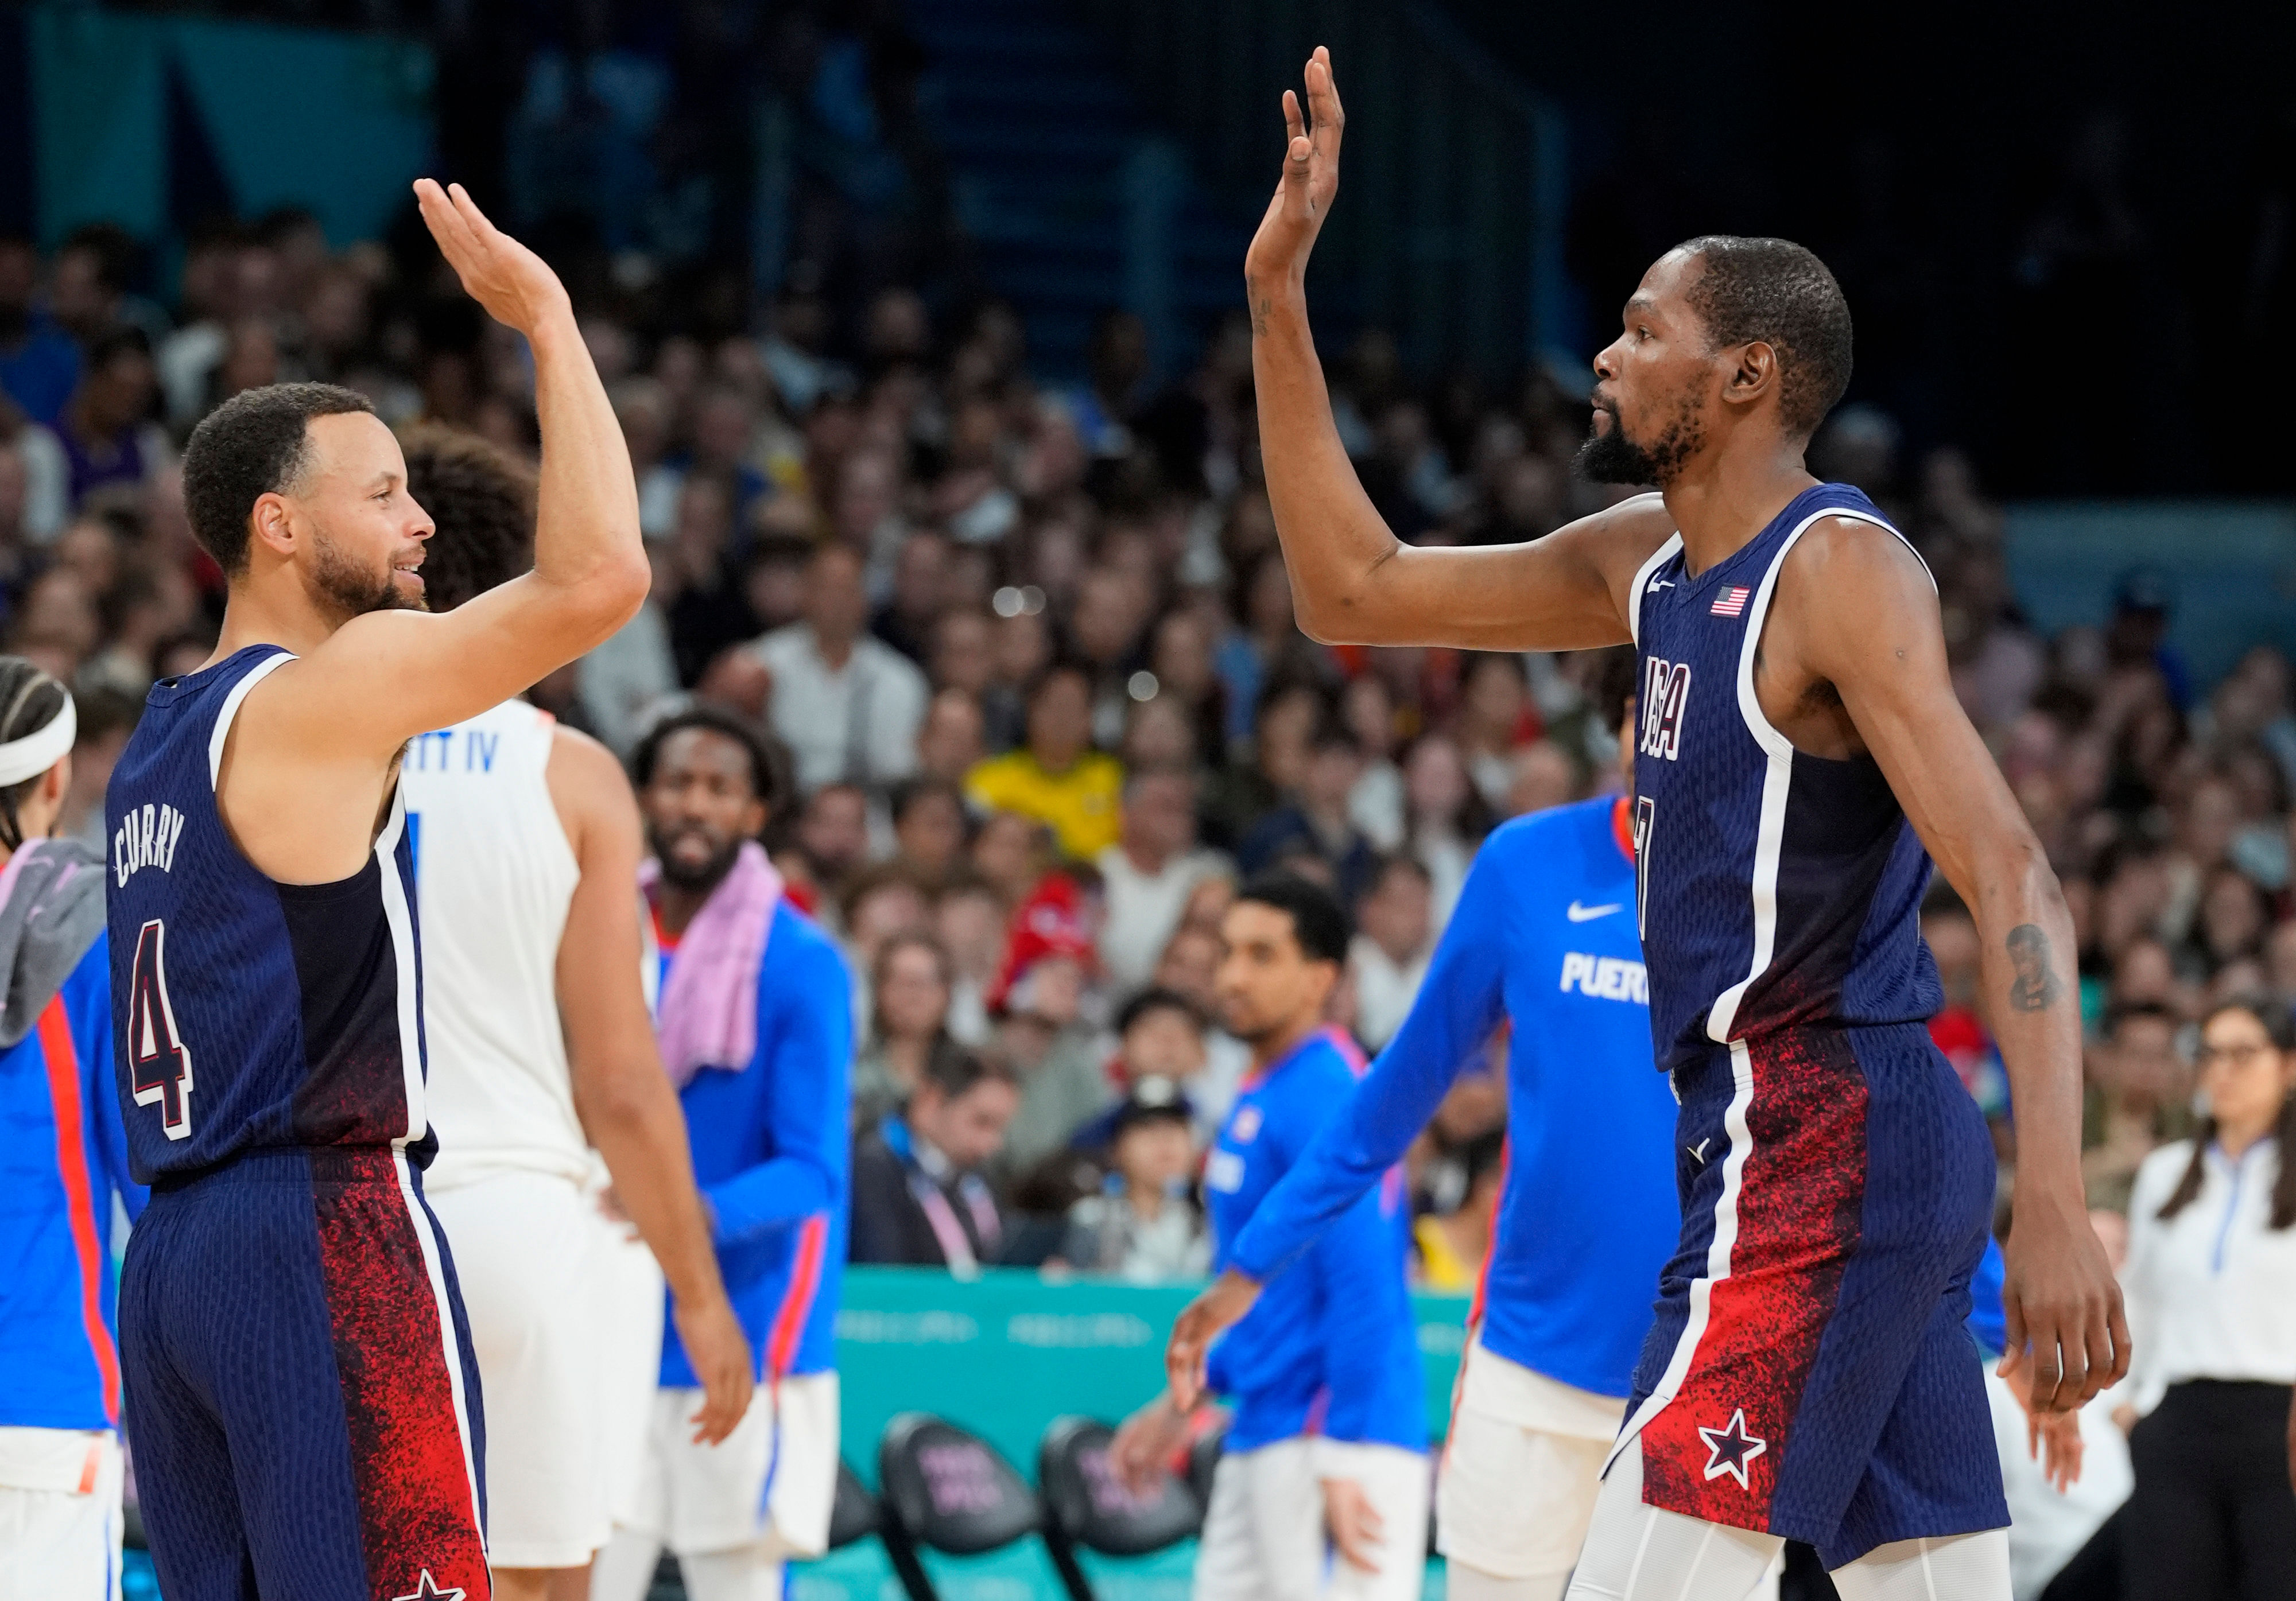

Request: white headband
left=0, top=696, right=76, bottom=788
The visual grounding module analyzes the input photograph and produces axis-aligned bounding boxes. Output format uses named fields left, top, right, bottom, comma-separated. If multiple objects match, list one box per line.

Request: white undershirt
left=2123, top=1135, right=2296, bottom=1415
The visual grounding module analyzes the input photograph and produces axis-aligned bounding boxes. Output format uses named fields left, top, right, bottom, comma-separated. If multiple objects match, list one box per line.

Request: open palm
left=1245, top=46, right=1346, bottom=292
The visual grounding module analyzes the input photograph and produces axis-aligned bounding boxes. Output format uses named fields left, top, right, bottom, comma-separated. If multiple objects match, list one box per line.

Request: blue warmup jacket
left=656, top=899, right=852, bottom=1384
left=1230, top=796, right=1680, bottom=1399
left=1205, top=1027, right=1424, bottom=1454
left=0, top=932, right=145, bottom=1429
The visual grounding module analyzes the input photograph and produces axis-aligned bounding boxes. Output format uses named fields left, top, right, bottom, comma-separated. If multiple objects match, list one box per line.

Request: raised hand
left=413, top=178, right=572, bottom=337
left=1245, top=46, right=1345, bottom=293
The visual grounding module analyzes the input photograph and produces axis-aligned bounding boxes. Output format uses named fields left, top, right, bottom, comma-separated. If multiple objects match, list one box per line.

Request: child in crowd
left=1060, top=1078, right=1212, bottom=1283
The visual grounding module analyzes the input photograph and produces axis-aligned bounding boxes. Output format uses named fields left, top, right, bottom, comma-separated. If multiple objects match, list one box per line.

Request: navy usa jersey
left=106, top=646, right=430, bottom=1182
left=1627, top=482, right=1942, bottom=1076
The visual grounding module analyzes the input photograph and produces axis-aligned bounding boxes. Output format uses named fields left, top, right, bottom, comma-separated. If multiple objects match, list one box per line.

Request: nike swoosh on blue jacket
left=1228, top=796, right=1681, bottom=1398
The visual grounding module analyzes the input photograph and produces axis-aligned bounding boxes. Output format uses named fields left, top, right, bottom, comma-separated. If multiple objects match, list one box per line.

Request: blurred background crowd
left=2, top=188, right=2292, bottom=1295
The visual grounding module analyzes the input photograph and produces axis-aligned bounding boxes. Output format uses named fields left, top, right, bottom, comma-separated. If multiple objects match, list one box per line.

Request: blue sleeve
left=69, top=936, right=144, bottom=1223
left=1226, top=839, right=1515, bottom=1282
left=703, top=931, right=854, bottom=1249
left=1308, top=1183, right=1407, bottom=1444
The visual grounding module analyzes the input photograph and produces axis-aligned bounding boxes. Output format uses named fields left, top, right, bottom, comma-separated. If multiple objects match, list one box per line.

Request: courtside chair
left=1037, top=1415, right=1204, bottom=1601
left=829, top=1456, right=883, bottom=1551
left=875, top=1412, right=1044, bottom=1601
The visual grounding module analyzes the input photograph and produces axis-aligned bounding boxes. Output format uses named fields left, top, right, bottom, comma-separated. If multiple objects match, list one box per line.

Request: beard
left=1573, top=395, right=1707, bottom=488
left=308, top=530, right=425, bottom=623
left=650, top=824, right=743, bottom=893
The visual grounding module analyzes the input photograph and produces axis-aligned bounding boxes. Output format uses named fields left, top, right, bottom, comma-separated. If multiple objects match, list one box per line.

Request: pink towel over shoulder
left=640, top=840, right=783, bottom=1088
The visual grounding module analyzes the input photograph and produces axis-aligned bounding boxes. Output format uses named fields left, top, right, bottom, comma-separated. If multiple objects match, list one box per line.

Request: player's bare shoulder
left=1773, top=512, right=1942, bottom=662
left=544, top=719, right=642, bottom=857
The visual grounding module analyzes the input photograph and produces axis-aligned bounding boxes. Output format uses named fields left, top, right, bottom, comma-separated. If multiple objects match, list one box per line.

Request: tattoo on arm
left=1252, top=295, right=1271, bottom=337
left=2004, top=923, right=2064, bottom=1013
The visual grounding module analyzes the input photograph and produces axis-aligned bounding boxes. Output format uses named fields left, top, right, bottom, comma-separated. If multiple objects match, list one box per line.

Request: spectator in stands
left=986, top=885, right=1110, bottom=1182
left=1351, top=855, right=1436, bottom=1052
left=2084, top=1002, right=2196, bottom=1210
left=1096, top=765, right=1230, bottom=995
left=965, top=662, right=1124, bottom=860
left=0, top=235, right=79, bottom=428
left=889, top=775, right=968, bottom=889
left=2118, top=997, right=2296, bottom=1597
left=793, top=781, right=871, bottom=892
left=852, top=931, right=964, bottom=1126
left=848, top=1051, right=1018, bottom=1270
left=915, top=687, right=987, bottom=786
left=1401, top=733, right=1487, bottom=928
left=1060, top=1078, right=1211, bottom=1282
left=934, top=876, right=1005, bottom=1048
left=753, top=543, right=926, bottom=794
left=1236, top=723, right=1378, bottom=908
left=51, top=328, right=170, bottom=516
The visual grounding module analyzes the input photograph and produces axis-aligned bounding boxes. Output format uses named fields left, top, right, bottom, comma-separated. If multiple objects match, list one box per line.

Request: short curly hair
left=398, top=424, right=537, bottom=613
left=181, top=382, right=375, bottom=574
left=1677, top=236, right=1853, bottom=437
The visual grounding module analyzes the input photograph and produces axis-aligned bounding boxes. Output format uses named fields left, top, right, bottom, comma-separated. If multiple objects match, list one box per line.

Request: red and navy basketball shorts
left=1611, top=1021, right=2008, bottom=1569
left=120, top=1147, right=491, bottom=1601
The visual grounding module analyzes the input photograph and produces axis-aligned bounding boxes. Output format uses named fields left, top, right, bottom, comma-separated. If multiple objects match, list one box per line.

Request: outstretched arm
left=1790, top=520, right=2127, bottom=1415
left=263, top=184, right=650, bottom=753
left=1246, top=48, right=1666, bottom=650
left=550, top=728, right=753, bottom=1444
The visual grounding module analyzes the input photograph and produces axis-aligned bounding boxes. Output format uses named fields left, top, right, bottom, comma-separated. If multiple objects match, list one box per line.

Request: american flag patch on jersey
left=1711, top=585, right=1751, bottom=617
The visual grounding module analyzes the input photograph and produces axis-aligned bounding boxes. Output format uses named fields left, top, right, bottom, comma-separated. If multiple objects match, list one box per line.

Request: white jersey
left=401, top=699, right=586, bottom=1188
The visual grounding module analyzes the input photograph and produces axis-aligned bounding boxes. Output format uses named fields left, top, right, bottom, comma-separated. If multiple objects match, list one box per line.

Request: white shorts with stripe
left=0, top=1428, right=122, bottom=1601
left=1193, top=1436, right=1429, bottom=1601
left=1437, top=1340, right=1626, bottom=1581
left=614, top=1373, right=841, bottom=1559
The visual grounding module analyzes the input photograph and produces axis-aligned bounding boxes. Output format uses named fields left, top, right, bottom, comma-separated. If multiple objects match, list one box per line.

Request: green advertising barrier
left=793, top=1268, right=1470, bottom=1601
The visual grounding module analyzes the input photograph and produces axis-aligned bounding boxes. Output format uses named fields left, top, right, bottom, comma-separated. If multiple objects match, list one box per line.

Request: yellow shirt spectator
left=966, top=749, right=1124, bottom=860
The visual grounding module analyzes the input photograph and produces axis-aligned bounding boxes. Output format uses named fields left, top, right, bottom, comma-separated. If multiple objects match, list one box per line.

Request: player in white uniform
left=397, top=426, right=754, bottom=1601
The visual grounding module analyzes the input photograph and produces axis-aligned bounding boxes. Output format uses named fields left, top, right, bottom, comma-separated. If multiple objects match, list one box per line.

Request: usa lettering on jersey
left=113, top=802, right=187, bottom=887
left=1639, top=658, right=1690, bottom=761
left=1558, top=952, right=1650, bottom=1005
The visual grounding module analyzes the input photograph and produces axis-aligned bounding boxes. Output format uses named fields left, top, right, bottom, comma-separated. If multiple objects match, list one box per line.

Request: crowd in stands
left=1, top=212, right=2292, bottom=1311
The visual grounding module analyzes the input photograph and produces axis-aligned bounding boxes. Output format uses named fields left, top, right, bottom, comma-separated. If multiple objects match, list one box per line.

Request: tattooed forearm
left=1251, top=295, right=1271, bottom=337
left=2004, top=923, right=2064, bottom=1012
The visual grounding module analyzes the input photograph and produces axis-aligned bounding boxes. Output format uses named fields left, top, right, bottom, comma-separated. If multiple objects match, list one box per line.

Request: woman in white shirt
left=2120, top=996, right=2296, bottom=1600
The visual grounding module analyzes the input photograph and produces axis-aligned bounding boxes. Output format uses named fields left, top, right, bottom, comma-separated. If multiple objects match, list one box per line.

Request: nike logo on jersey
left=113, top=802, right=187, bottom=888
left=1646, top=578, right=1674, bottom=592
left=1558, top=953, right=1649, bottom=1004
left=1565, top=900, right=1622, bottom=922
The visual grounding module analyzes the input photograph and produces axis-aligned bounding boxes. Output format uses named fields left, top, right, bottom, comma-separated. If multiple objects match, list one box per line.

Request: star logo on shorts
left=390, top=1573, right=464, bottom=1601
left=1697, top=1408, right=1768, bottom=1489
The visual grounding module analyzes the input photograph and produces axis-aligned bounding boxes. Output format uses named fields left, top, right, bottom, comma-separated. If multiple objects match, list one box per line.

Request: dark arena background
left=1, top=1, right=2291, bottom=1599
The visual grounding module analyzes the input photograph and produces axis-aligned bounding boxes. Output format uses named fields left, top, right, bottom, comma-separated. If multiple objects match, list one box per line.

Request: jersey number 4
left=129, top=919, right=195, bottom=1140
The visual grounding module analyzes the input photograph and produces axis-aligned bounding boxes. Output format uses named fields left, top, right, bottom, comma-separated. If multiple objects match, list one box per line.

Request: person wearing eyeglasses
left=2118, top=995, right=2296, bottom=1599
